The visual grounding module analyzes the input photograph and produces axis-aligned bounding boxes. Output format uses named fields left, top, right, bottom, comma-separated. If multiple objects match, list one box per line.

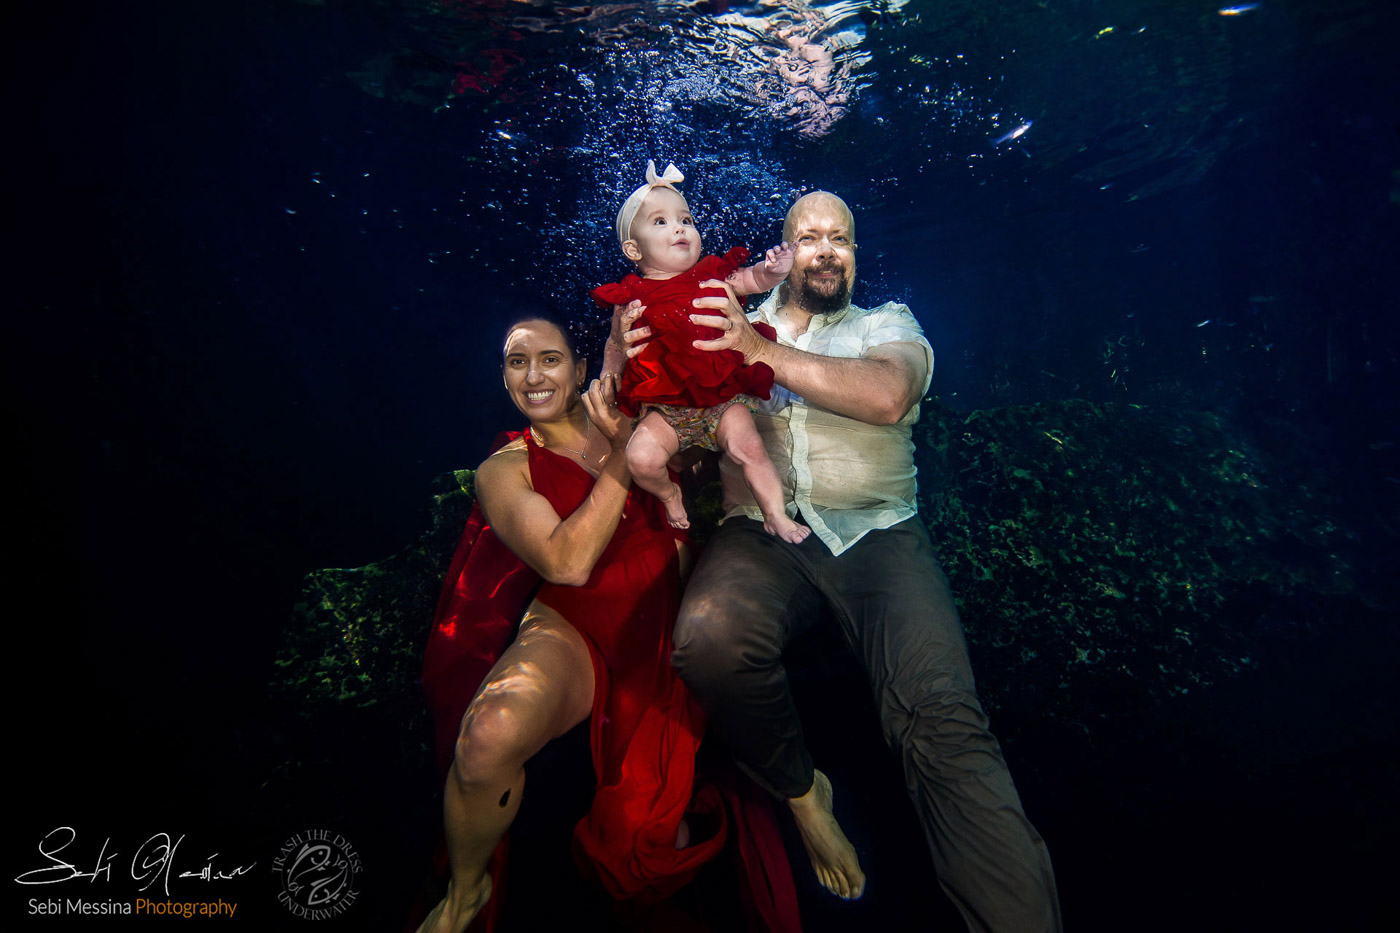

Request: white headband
left=615, top=160, right=685, bottom=246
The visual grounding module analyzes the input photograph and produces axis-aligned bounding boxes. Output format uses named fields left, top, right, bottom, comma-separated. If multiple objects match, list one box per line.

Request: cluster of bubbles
left=338, top=1, right=1032, bottom=353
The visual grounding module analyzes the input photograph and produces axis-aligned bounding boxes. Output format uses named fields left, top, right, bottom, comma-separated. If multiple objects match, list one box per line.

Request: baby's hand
left=764, top=241, right=794, bottom=277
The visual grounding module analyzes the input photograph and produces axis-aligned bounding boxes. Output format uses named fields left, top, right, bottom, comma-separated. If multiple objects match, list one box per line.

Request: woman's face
left=501, top=320, right=586, bottom=422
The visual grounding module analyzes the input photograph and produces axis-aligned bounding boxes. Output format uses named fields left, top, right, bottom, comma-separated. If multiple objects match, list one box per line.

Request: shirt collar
left=756, top=289, right=854, bottom=333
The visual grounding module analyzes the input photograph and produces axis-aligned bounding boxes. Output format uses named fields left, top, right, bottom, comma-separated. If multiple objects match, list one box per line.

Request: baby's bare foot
left=789, top=770, right=864, bottom=900
left=417, top=874, right=493, bottom=933
left=659, top=485, right=690, bottom=529
left=764, top=514, right=811, bottom=544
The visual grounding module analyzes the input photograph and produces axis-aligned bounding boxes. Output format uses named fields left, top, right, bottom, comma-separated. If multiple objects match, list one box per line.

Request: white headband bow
left=615, top=160, right=685, bottom=246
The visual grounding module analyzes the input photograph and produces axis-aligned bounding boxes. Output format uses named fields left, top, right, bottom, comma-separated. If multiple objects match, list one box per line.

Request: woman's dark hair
left=501, top=307, right=589, bottom=369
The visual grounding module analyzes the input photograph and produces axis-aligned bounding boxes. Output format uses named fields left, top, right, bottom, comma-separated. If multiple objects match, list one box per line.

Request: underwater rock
left=274, top=469, right=476, bottom=759
left=275, top=399, right=1367, bottom=751
left=916, top=398, right=1361, bottom=732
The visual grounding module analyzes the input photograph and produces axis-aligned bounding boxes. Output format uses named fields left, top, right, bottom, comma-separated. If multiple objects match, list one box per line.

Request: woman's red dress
left=420, top=432, right=800, bottom=931
left=591, top=248, right=779, bottom=417
left=527, top=432, right=727, bottom=898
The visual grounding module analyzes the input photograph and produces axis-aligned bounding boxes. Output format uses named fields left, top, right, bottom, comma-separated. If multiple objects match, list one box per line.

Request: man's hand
left=690, top=279, right=768, bottom=365
left=692, top=280, right=928, bottom=425
left=763, top=241, right=794, bottom=277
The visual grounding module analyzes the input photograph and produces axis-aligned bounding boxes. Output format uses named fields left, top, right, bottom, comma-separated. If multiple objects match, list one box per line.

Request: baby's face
left=624, top=187, right=702, bottom=277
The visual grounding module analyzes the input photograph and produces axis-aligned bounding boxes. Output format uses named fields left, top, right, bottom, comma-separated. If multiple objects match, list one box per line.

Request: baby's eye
left=681, top=215, right=693, bottom=225
left=653, top=217, right=666, bottom=224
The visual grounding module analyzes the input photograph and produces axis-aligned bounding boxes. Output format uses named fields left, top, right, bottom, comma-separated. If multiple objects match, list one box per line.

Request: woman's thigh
left=461, top=600, right=596, bottom=760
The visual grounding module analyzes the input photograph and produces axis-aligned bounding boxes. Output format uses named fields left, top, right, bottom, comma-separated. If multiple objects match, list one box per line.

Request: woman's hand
left=582, top=373, right=632, bottom=451
left=610, top=301, right=652, bottom=359
left=691, top=279, right=767, bottom=365
left=601, top=301, right=651, bottom=381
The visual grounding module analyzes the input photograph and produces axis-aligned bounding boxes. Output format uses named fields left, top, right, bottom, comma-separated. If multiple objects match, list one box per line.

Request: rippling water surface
left=11, top=1, right=1398, bottom=930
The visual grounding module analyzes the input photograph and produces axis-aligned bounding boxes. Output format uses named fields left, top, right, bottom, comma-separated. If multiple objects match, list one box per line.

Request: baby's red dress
left=591, top=248, right=779, bottom=417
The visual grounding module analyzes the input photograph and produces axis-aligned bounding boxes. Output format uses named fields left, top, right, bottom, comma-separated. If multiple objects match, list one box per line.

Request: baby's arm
left=726, top=242, right=794, bottom=296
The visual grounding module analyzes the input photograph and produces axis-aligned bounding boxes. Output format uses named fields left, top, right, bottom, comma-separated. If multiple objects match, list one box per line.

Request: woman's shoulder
left=476, top=437, right=530, bottom=490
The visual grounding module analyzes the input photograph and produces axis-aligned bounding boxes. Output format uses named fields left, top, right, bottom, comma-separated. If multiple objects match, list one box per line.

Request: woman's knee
left=453, top=696, right=532, bottom=788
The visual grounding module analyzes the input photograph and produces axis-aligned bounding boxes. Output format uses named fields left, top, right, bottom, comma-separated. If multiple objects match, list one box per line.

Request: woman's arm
left=477, top=377, right=634, bottom=586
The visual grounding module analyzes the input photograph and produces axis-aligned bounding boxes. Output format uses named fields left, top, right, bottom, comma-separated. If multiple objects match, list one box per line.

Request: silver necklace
left=531, top=418, right=592, bottom=460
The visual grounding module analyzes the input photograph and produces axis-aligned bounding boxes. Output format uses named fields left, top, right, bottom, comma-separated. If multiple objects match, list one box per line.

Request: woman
left=419, top=313, right=797, bottom=933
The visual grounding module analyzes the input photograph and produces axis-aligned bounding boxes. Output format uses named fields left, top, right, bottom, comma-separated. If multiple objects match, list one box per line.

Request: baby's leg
left=716, top=403, right=810, bottom=544
left=628, top=411, right=689, bottom=529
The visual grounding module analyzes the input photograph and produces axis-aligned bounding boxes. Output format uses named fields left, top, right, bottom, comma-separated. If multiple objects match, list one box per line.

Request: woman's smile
left=502, top=320, right=586, bottom=420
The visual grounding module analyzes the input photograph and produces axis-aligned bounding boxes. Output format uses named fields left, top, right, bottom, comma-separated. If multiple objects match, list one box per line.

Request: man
left=670, top=192, right=1062, bottom=932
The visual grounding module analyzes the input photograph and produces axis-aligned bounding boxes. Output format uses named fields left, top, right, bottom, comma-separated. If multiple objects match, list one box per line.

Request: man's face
left=784, top=195, right=856, bottom=314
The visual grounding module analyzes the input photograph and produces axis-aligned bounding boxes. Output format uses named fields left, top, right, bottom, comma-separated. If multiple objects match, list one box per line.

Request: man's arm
left=749, top=338, right=927, bottom=426
left=689, top=280, right=928, bottom=426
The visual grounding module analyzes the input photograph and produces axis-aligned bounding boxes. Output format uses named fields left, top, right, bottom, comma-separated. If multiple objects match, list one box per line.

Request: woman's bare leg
left=627, top=411, right=688, bottom=528
left=716, top=404, right=810, bottom=543
left=419, top=603, right=595, bottom=933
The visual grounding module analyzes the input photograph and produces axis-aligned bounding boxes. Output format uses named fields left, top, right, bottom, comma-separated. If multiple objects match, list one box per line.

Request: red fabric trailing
left=422, top=432, right=541, bottom=777
left=418, top=429, right=801, bottom=932
left=591, top=248, right=780, bottom=417
left=524, top=431, right=725, bottom=899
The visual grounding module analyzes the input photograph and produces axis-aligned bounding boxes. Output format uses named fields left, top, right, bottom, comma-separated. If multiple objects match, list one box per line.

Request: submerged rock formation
left=274, top=399, right=1371, bottom=757
left=274, top=469, right=476, bottom=759
left=915, top=398, right=1364, bottom=731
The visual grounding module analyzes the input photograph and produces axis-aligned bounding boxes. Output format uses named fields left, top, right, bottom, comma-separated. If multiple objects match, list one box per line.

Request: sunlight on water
left=365, top=0, right=1036, bottom=335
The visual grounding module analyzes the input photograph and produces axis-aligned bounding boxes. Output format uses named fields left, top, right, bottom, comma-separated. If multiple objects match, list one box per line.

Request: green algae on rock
left=274, top=469, right=475, bottom=732
left=916, top=397, right=1360, bottom=729
left=275, top=400, right=1367, bottom=748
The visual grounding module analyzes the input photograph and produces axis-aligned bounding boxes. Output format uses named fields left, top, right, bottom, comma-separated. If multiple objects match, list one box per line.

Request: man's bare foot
left=789, top=769, right=865, bottom=900
left=417, top=874, right=493, bottom=933
left=764, top=514, right=811, bottom=544
left=658, top=484, right=690, bottom=529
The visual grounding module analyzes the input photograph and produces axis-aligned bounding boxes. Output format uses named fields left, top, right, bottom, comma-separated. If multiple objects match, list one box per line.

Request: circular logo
left=272, top=829, right=362, bottom=920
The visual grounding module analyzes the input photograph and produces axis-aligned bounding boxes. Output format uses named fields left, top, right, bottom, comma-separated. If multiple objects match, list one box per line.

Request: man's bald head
left=780, top=191, right=857, bottom=316
left=783, top=191, right=855, bottom=246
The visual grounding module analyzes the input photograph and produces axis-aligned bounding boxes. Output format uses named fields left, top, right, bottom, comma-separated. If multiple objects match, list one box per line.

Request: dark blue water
left=10, top=1, right=1398, bottom=929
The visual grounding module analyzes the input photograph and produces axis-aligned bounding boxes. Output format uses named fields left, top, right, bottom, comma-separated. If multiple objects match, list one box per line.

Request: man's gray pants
left=673, top=516, right=1062, bottom=933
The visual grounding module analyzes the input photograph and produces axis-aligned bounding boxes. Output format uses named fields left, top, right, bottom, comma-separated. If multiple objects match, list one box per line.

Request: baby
left=592, top=161, right=810, bottom=544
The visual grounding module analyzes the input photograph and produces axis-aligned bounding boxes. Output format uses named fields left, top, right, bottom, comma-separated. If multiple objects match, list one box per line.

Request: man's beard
left=791, top=265, right=850, bottom=314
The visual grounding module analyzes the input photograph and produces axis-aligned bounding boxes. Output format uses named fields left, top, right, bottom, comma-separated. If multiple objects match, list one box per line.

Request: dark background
left=8, top=0, right=1398, bottom=929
